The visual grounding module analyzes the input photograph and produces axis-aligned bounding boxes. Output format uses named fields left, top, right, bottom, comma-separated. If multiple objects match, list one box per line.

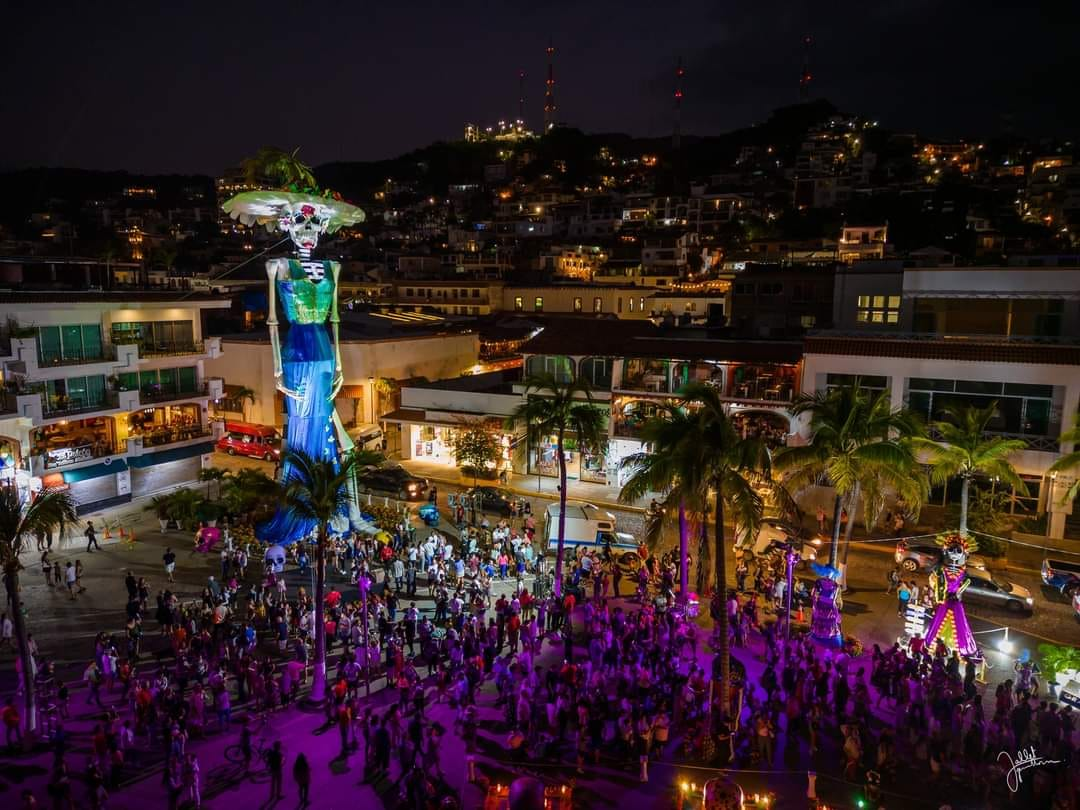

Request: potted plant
left=166, top=489, right=201, bottom=532
left=145, top=495, right=172, bottom=532
left=197, top=499, right=222, bottom=528
left=1037, top=643, right=1080, bottom=699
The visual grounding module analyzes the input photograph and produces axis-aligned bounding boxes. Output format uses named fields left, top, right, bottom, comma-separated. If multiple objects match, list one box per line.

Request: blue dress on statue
left=256, top=260, right=342, bottom=544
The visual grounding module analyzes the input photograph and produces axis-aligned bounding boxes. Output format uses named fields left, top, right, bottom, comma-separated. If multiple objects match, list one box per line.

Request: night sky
left=2, top=0, right=1075, bottom=175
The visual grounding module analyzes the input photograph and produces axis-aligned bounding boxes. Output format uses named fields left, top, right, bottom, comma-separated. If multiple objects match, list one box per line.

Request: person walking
left=266, top=741, right=284, bottom=800
left=816, top=506, right=827, bottom=533
left=182, top=752, right=201, bottom=809
left=162, top=548, right=176, bottom=583
left=293, top=752, right=311, bottom=805
left=41, top=551, right=52, bottom=587
left=85, top=521, right=100, bottom=553
left=897, top=580, right=911, bottom=617
left=64, top=562, right=78, bottom=600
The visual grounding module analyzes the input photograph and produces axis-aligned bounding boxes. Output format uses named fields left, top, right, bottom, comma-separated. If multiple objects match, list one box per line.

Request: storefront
left=129, top=442, right=214, bottom=497
left=526, top=434, right=610, bottom=484
left=49, top=460, right=129, bottom=515
left=410, top=424, right=457, bottom=464
left=32, top=417, right=118, bottom=471
left=126, top=404, right=205, bottom=448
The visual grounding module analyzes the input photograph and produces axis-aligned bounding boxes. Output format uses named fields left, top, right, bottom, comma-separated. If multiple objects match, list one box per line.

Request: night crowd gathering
left=1, top=496, right=1076, bottom=810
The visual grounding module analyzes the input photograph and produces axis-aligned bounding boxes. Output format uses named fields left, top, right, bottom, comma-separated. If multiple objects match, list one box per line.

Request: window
left=37, top=324, right=103, bottom=364
left=629, top=297, right=635, bottom=312
left=687, top=302, right=696, bottom=312
left=640, top=297, right=646, bottom=312
left=573, top=297, right=582, bottom=313
left=800, top=315, right=816, bottom=328
left=617, top=297, right=623, bottom=314
left=856, top=294, right=900, bottom=324
left=405, top=288, right=414, bottom=297
left=593, top=297, right=602, bottom=313
left=534, top=297, right=544, bottom=312
left=514, top=296, right=523, bottom=311
left=472, top=289, right=481, bottom=298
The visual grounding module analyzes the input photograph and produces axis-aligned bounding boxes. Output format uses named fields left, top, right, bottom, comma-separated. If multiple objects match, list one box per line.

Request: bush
left=460, top=464, right=498, bottom=481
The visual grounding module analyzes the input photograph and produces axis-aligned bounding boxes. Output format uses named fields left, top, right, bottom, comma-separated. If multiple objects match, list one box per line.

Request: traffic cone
left=103, top=527, right=111, bottom=539
left=797, top=606, right=805, bottom=622
left=119, top=527, right=126, bottom=537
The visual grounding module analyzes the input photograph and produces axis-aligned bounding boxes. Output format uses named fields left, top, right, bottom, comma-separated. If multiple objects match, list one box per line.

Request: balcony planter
left=145, top=495, right=172, bottom=533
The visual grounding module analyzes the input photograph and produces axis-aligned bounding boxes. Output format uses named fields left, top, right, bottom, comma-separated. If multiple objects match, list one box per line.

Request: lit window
left=629, top=298, right=635, bottom=312
left=856, top=293, right=901, bottom=325
left=593, top=297, right=602, bottom=313
left=534, top=297, right=544, bottom=312
left=514, top=296, right=523, bottom=311
left=573, top=297, right=582, bottom=312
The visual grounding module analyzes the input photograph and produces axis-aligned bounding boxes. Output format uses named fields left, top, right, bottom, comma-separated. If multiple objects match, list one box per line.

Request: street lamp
left=782, top=543, right=800, bottom=644
left=358, top=570, right=372, bottom=697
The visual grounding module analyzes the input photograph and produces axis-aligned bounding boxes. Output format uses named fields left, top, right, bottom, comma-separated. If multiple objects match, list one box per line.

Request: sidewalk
left=398, top=458, right=647, bottom=514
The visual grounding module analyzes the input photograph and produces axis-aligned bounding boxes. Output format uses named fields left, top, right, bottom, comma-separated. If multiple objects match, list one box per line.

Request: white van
left=544, top=502, right=637, bottom=555
left=348, top=424, right=385, bottom=452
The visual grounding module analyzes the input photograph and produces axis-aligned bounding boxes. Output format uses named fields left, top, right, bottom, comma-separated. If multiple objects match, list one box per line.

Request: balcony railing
left=137, top=426, right=214, bottom=448
left=138, top=382, right=207, bottom=403
left=37, top=344, right=118, bottom=368
left=36, top=442, right=125, bottom=471
left=136, top=340, right=206, bottom=358
left=927, top=427, right=1060, bottom=453
left=42, top=391, right=120, bottom=417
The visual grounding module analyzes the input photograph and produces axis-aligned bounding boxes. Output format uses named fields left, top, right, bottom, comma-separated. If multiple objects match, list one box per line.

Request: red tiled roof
left=804, top=336, right=1080, bottom=365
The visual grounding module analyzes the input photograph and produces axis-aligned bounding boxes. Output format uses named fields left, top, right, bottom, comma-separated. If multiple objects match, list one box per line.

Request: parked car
left=1073, top=589, right=1080, bottom=621
left=355, top=465, right=428, bottom=500
left=1041, top=558, right=1080, bottom=597
left=894, top=539, right=987, bottom=574
left=462, top=486, right=524, bottom=516
left=961, top=567, right=1035, bottom=614
left=736, top=517, right=822, bottom=565
left=215, top=421, right=281, bottom=462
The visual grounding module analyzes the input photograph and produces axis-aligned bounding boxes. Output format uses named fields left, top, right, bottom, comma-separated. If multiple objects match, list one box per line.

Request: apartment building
left=802, top=261, right=1080, bottom=538
left=0, top=293, right=230, bottom=512
left=517, top=320, right=801, bottom=486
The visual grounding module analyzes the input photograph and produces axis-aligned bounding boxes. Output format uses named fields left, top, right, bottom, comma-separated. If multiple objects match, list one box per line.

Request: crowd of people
left=4, top=488, right=1077, bottom=810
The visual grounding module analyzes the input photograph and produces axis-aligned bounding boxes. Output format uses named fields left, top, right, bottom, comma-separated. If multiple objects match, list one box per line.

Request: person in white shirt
left=0, top=614, right=13, bottom=650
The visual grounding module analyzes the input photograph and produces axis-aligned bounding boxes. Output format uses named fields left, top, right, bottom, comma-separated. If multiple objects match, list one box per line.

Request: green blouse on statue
left=277, top=259, right=335, bottom=325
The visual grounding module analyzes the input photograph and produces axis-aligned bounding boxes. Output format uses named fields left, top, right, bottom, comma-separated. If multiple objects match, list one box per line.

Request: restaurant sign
left=47, top=444, right=95, bottom=467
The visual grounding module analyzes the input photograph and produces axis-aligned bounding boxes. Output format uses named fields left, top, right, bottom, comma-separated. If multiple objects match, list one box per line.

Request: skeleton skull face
left=942, top=541, right=967, bottom=569
left=264, top=544, right=287, bottom=574
left=280, top=203, right=329, bottom=253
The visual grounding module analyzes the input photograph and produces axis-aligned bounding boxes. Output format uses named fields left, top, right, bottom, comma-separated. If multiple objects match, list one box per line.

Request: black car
left=462, top=486, right=522, bottom=516
left=356, top=465, right=428, bottom=500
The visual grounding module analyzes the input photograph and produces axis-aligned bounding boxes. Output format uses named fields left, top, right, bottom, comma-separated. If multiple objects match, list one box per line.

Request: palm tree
left=914, top=402, right=1028, bottom=535
left=680, top=382, right=771, bottom=715
left=1048, top=416, right=1080, bottom=505
left=233, top=386, right=256, bottom=422
left=0, top=486, right=77, bottom=743
left=242, top=146, right=317, bottom=190
left=221, top=468, right=278, bottom=522
left=505, top=373, right=607, bottom=598
left=619, top=403, right=703, bottom=601
left=775, top=380, right=924, bottom=569
left=278, top=449, right=357, bottom=703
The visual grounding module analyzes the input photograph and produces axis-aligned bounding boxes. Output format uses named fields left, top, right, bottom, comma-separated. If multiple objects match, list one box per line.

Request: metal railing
left=926, top=427, right=1060, bottom=453
left=136, top=340, right=206, bottom=358
left=42, top=391, right=120, bottom=417
left=138, top=382, right=208, bottom=403
left=37, top=344, right=118, bottom=367
left=137, top=427, right=214, bottom=448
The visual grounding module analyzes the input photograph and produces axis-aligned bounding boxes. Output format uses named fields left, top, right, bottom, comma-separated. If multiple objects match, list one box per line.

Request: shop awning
left=337, top=385, right=367, bottom=398
left=128, top=441, right=215, bottom=468
left=380, top=407, right=508, bottom=431
left=63, top=459, right=127, bottom=483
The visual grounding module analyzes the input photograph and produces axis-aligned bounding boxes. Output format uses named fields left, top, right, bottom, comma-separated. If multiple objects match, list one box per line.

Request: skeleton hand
left=328, top=372, right=343, bottom=401
left=275, top=374, right=304, bottom=402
